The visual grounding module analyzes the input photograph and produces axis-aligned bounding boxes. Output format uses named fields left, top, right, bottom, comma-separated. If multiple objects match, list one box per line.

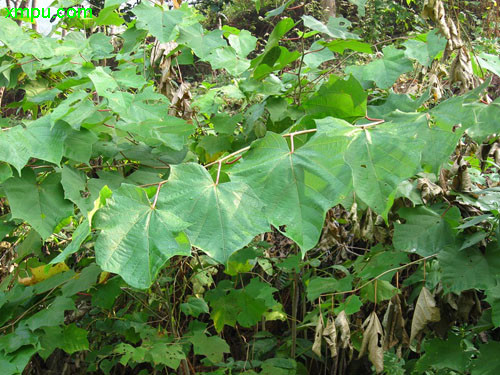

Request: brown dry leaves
left=312, top=311, right=353, bottom=359
left=359, top=311, right=384, bottom=373
left=410, top=287, right=441, bottom=343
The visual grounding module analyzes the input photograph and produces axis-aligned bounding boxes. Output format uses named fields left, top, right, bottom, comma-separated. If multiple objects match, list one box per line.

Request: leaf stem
left=151, top=180, right=167, bottom=209
left=215, top=161, right=222, bottom=185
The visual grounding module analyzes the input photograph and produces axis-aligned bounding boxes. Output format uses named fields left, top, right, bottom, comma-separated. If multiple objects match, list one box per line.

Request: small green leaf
left=61, top=324, right=89, bottom=354
left=3, top=169, right=74, bottom=240
left=181, top=297, right=209, bottom=318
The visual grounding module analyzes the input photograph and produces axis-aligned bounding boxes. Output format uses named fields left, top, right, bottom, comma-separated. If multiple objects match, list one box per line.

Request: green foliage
left=0, top=2, right=498, bottom=374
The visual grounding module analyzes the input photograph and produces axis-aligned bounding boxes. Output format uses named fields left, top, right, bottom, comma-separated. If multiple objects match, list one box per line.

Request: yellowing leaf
left=18, top=262, right=69, bottom=286
left=98, top=271, right=111, bottom=284
left=410, top=287, right=441, bottom=343
left=359, top=311, right=384, bottom=374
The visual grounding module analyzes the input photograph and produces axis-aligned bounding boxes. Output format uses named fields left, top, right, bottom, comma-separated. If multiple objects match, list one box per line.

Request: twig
left=204, top=146, right=251, bottom=168
left=320, top=254, right=438, bottom=297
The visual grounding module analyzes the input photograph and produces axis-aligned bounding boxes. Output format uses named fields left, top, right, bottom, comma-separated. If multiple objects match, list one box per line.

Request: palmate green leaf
left=59, top=324, right=89, bottom=354
left=466, top=97, right=500, bottom=142
left=94, top=184, right=191, bottom=289
left=438, top=244, right=500, bottom=293
left=250, top=17, right=295, bottom=70
left=116, top=117, right=195, bottom=151
left=63, top=128, right=98, bottom=164
left=60, top=165, right=92, bottom=215
left=0, top=344, right=37, bottom=375
left=368, top=91, right=430, bottom=119
left=180, top=296, right=209, bottom=318
left=302, top=15, right=360, bottom=40
left=0, top=17, right=59, bottom=59
left=0, top=117, right=69, bottom=173
left=303, top=75, right=367, bottom=122
left=158, top=163, right=269, bottom=263
left=229, top=119, right=353, bottom=253
left=306, top=275, right=353, bottom=301
left=133, top=2, right=189, bottom=43
left=347, top=0, right=368, bottom=17
left=25, top=296, right=75, bottom=331
left=403, top=30, right=447, bottom=67
left=0, top=163, right=13, bottom=184
left=343, top=121, right=423, bottom=216
left=205, top=47, right=251, bottom=76
left=95, top=5, right=123, bottom=26
left=322, top=39, right=373, bottom=55
left=471, top=341, right=500, bottom=375
left=379, top=111, right=459, bottom=173
left=485, top=284, right=500, bottom=328
left=346, top=45, right=413, bottom=89
left=189, top=331, right=230, bottom=363
left=477, top=53, right=500, bottom=77
left=228, top=30, right=257, bottom=58
left=178, top=24, right=227, bottom=60
left=393, top=205, right=461, bottom=256
left=2, top=169, right=74, bottom=240
left=415, top=335, right=468, bottom=373
left=253, top=46, right=301, bottom=80
left=304, top=41, right=335, bottom=69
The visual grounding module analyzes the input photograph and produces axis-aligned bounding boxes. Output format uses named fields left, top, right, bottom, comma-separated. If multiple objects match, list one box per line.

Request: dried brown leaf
left=359, top=311, right=384, bottom=374
left=410, top=287, right=441, bottom=343
left=382, top=294, right=408, bottom=352
left=323, top=316, right=337, bottom=358
left=335, top=311, right=351, bottom=350
left=312, top=313, right=324, bottom=357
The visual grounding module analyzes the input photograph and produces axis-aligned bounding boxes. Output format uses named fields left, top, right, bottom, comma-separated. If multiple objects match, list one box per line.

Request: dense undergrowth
left=0, top=0, right=499, bottom=374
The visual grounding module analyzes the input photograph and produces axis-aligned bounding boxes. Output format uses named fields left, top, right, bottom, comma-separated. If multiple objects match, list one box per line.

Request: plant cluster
left=0, top=1, right=499, bottom=374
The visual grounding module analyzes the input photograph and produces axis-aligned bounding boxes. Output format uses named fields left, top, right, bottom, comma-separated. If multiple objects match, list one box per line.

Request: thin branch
left=204, top=146, right=251, bottom=168
left=320, top=254, right=438, bottom=297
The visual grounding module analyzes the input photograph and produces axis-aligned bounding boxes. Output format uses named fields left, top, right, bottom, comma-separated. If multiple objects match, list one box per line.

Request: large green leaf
left=158, top=163, right=269, bottom=263
left=302, top=15, right=360, bottom=40
left=94, top=184, right=191, bottom=289
left=189, top=331, right=230, bottom=363
left=205, top=47, right=251, bottom=76
left=229, top=119, right=353, bottom=253
left=0, top=118, right=69, bottom=173
left=393, top=206, right=461, bottom=256
left=25, top=297, right=75, bottom=331
left=403, top=30, right=447, bottom=67
left=0, top=126, right=31, bottom=173
left=303, top=75, right=367, bottom=122
left=60, top=165, right=93, bottom=215
left=133, top=2, right=188, bottom=43
left=471, top=342, right=500, bottom=375
left=3, top=169, right=74, bottom=240
left=178, top=24, right=227, bottom=60
left=346, top=45, right=413, bottom=89
left=228, top=30, right=257, bottom=58
left=116, top=117, right=195, bottom=151
left=343, top=121, right=423, bottom=216
left=438, top=244, right=500, bottom=293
